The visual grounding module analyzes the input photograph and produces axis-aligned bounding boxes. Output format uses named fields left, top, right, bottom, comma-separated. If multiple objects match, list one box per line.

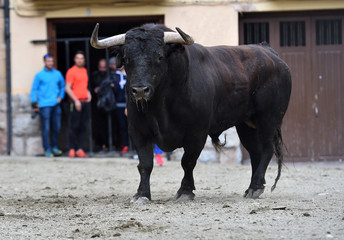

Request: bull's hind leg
left=175, top=137, right=207, bottom=201
left=236, top=122, right=274, bottom=199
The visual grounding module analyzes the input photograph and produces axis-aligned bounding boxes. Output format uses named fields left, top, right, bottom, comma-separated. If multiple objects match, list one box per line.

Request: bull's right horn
left=90, top=23, right=125, bottom=49
left=164, top=27, right=194, bottom=45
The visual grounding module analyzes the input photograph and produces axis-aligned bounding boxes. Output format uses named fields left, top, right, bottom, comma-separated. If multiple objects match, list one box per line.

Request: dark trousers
left=40, top=105, right=61, bottom=151
left=68, top=102, right=90, bottom=150
left=92, top=106, right=109, bottom=147
left=115, top=107, right=129, bottom=147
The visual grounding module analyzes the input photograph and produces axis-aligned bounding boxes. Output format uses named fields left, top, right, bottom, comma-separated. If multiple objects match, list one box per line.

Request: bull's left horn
left=90, top=23, right=125, bottom=49
left=164, top=27, right=194, bottom=45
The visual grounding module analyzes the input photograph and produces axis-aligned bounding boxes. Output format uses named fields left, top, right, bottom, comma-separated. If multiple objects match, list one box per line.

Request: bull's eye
left=157, top=56, right=164, bottom=63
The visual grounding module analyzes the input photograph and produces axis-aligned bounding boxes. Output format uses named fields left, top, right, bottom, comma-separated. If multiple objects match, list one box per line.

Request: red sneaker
left=76, top=149, right=88, bottom=158
left=68, top=149, right=75, bottom=158
left=156, top=154, right=164, bottom=166
left=121, top=146, right=129, bottom=153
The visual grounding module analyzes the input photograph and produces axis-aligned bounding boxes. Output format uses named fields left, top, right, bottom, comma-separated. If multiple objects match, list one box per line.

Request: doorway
left=47, top=16, right=164, bottom=152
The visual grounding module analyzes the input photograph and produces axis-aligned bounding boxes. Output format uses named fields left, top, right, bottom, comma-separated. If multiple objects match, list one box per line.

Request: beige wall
left=233, top=0, right=344, bottom=12
left=10, top=10, right=46, bottom=94
left=164, top=5, right=238, bottom=46
left=45, top=4, right=238, bottom=46
left=10, top=4, right=238, bottom=94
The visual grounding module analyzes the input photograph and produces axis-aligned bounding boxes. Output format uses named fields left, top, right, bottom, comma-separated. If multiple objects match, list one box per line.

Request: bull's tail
left=211, top=134, right=226, bottom=153
left=271, top=126, right=285, bottom=192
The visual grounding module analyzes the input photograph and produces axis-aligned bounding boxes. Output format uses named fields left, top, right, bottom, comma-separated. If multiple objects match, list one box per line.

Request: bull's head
left=90, top=23, right=194, bottom=107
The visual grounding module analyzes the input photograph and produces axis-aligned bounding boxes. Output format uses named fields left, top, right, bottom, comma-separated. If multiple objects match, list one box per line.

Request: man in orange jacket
left=65, top=51, right=92, bottom=157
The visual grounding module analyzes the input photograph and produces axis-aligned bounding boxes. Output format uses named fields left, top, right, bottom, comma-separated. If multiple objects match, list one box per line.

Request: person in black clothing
left=114, top=66, right=129, bottom=153
left=107, top=58, right=129, bottom=153
left=91, top=59, right=107, bottom=92
left=90, top=58, right=110, bottom=152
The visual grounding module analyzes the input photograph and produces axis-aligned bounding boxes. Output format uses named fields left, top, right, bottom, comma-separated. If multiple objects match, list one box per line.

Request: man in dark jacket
left=112, top=65, right=129, bottom=153
left=90, top=58, right=109, bottom=152
left=103, top=57, right=129, bottom=153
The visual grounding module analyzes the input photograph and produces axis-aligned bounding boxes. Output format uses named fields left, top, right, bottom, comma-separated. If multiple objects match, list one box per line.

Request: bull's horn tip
left=90, top=24, right=99, bottom=48
left=94, top=23, right=99, bottom=31
left=175, top=27, right=194, bottom=45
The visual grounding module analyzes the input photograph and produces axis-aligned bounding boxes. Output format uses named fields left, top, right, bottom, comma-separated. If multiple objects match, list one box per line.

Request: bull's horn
left=164, top=27, right=194, bottom=45
left=90, top=23, right=125, bottom=49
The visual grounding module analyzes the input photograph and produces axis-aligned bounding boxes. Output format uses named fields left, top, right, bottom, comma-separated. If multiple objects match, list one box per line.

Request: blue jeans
left=40, top=105, right=62, bottom=151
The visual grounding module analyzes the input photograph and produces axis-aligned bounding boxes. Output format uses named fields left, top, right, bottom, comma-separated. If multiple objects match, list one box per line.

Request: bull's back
left=187, top=44, right=291, bottom=131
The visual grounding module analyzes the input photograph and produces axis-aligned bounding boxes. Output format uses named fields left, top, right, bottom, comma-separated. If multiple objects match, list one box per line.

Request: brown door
left=240, top=11, right=344, bottom=162
left=312, top=17, right=344, bottom=160
left=275, top=18, right=315, bottom=161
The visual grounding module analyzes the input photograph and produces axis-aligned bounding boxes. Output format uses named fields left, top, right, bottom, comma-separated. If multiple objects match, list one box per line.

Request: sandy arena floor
left=0, top=156, right=343, bottom=239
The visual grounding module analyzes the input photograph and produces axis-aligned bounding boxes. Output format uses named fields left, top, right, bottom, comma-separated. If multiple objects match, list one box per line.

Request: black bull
left=91, top=24, right=292, bottom=202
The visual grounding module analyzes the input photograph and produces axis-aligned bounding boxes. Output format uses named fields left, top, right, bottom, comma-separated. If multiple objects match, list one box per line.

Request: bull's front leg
left=175, top=136, right=206, bottom=201
left=130, top=139, right=154, bottom=204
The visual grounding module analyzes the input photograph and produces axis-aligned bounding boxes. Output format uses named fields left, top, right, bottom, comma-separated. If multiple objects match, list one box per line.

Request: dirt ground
left=0, top=156, right=343, bottom=240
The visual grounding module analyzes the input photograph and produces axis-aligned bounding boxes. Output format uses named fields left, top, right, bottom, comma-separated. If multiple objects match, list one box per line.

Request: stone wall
left=0, top=2, right=6, bottom=154
left=171, top=127, right=242, bottom=164
left=0, top=2, right=5, bottom=93
left=0, top=93, right=43, bottom=156
left=0, top=93, right=7, bottom=154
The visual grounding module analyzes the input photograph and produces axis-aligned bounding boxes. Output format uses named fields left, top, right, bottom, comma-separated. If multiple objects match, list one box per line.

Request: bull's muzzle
left=130, top=86, right=152, bottom=101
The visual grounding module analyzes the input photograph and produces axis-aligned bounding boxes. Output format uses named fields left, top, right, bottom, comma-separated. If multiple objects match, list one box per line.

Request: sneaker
left=52, top=147, right=62, bottom=156
left=45, top=149, right=53, bottom=157
left=76, top=149, right=88, bottom=158
left=98, top=145, right=108, bottom=154
left=68, top=149, right=75, bottom=158
left=156, top=154, right=164, bottom=166
left=121, top=146, right=129, bottom=153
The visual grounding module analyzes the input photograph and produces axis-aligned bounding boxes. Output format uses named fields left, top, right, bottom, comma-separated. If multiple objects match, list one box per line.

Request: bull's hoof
left=174, top=192, right=195, bottom=201
left=243, top=187, right=265, bottom=199
left=130, top=196, right=150, bottom=205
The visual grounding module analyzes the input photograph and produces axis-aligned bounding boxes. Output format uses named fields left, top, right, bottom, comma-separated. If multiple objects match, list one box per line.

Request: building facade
left=1, top=0, right=344, bottom=161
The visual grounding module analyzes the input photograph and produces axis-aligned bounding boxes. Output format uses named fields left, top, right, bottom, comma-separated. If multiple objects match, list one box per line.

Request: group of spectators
left=30, top=52, right=129, bottom=158
left=91, top=57, right=129, bottom=154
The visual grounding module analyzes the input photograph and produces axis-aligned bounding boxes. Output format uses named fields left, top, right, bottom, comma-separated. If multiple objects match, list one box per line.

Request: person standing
left=103, top=57, right=119, bottom=150
left=91, top=58, right=107, bottom=95
left=90, top=58, right=109, bottom=152
left=65, top=51, right=91, bottom=158
left=113, top=65, right=130, bottom=153
left=30, top=54, right=65, bottom=157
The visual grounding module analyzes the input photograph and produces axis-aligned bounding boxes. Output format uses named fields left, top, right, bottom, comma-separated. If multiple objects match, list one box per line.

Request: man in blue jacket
left=30, top=54, right=65, bottom=157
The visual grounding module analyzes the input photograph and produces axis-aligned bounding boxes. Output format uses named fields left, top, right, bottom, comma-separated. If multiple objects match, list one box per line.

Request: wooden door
left=312, top=16, right=344, bottom=160
left=274, top=18, right=315, bottom=161
left=240, top=11, right=344, bottom=161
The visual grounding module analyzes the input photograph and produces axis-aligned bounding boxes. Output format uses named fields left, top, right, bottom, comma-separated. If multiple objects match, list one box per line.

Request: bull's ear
left=164, top=42, right=185, bottom=58
left=109, top=46, right=124, bottom=68
left=116, top=54, right=123, bottom=68
left=109, top=46, right=122, bottom=56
